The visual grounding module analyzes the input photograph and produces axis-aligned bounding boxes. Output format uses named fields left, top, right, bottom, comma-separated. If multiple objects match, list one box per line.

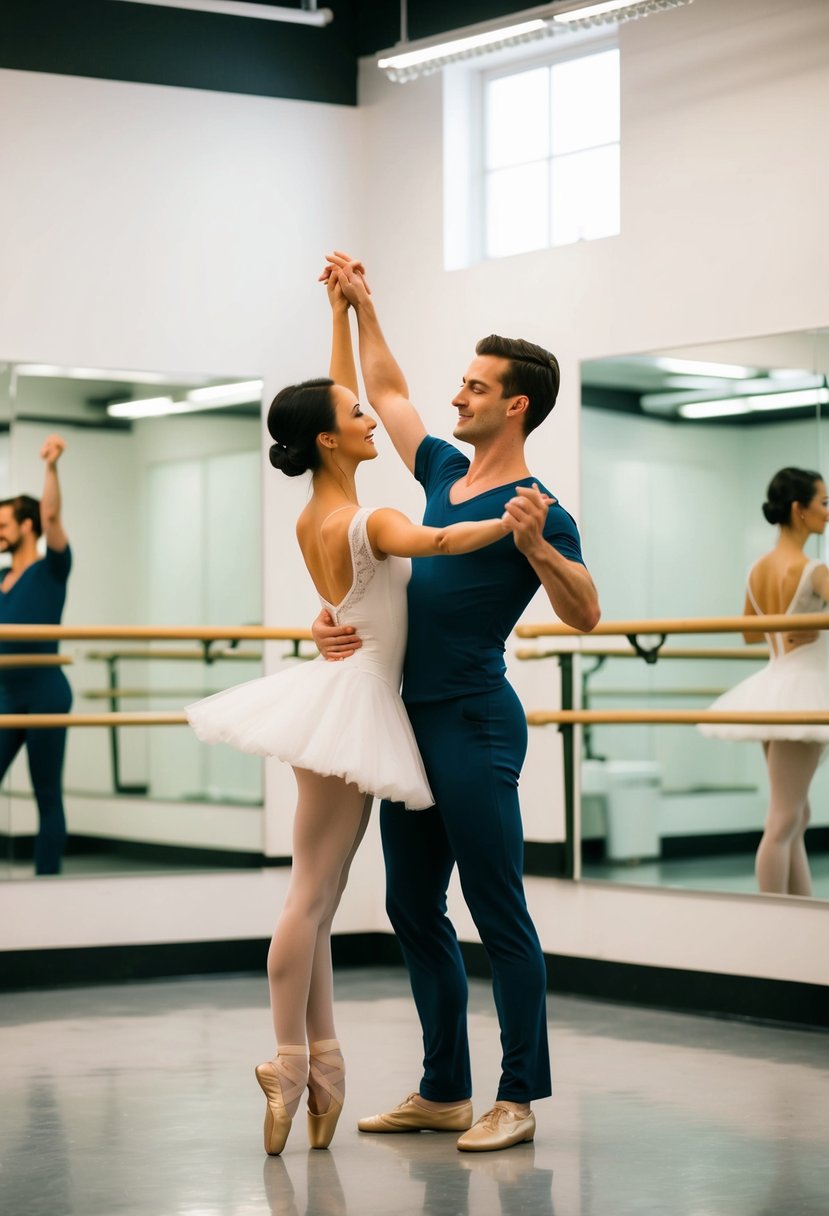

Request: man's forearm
left=525, top=541, right=600, bottom=633
left=40, top=465, right=62, bottom=528
left=355, top=299, right=409, bottom=404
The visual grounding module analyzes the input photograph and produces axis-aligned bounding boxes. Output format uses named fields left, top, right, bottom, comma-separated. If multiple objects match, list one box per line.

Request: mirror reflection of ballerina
left=186, top=273, right=513, bottom=1156
left=700, top=468, right=829, bottom=895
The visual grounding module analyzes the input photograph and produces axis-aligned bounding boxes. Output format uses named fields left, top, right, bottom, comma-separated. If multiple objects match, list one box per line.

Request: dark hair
left=0, top=494, right=41, bottom=536
left=762, top=466, right=822, bottom=525
left=267, top=378, right=336, bottom=478
left=475, top=334, right=560, bottom=435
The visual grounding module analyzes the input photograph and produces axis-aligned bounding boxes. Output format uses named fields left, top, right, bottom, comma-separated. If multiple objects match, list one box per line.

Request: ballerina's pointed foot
left=255, top=1045, right=309, bottom=1156
left=307, top=1038, right=345, bottom=1150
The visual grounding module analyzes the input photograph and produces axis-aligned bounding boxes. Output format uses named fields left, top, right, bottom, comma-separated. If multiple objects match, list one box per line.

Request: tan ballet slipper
left=255, top=1045, right=308, bottom=1156
left=307, top=1039, right=345, bottom=1150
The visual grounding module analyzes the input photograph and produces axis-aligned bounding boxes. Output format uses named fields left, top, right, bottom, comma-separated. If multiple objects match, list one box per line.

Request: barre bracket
left=626, top=632, right=667, bottom=664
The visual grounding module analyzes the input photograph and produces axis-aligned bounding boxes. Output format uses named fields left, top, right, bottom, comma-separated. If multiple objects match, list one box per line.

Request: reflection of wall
left=145, top=444, right=261, bottom=803
left=581, top=406, right=829, bottom=832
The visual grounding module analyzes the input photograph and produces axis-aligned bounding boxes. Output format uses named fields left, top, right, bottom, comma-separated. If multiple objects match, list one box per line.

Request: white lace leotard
left=186, top=507, right=433, bottom=808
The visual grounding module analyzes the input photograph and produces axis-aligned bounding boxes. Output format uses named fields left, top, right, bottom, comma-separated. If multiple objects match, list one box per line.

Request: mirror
left=0, top=362, right=271, bottom=879
left=579, top=329, right=827, bottom=899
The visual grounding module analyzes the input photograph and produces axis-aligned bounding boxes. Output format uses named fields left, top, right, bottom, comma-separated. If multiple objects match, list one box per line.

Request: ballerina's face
left=799, top=480, right=829, bottom=533
left=325, top=385, right=378, bottom=464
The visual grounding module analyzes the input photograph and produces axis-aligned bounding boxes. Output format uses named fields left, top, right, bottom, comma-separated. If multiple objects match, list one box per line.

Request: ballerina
left=700, top=467, right=829, bottom=895
left=186, top=273, right=516, bottom=1154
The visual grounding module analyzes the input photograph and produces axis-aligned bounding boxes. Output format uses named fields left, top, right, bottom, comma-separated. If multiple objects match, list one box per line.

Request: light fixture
left=377, top=0, right=693, bottom=83
left=110, top=1, right=333, bottom=27
left=679, top=387, right=829, bottom=420
left=551, top=0, right=691, bottom=28
left=107, top=380, right=263, bottom=420
left=13, top=364, right=210, bottom=386
left=185, top=379, right=264, bottom=407
left=651, top=356, right=755, bottom=380
left=378, top=19, right=550, bottom=82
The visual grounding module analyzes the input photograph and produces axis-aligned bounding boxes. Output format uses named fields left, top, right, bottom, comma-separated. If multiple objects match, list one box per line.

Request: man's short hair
left=476, top=334, right=560, bottom=435
left=0, top=495, right=42, bottom=537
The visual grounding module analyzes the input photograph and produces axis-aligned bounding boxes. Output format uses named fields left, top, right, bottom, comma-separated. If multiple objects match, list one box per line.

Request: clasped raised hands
left=319, top=250, right=371, bottom=308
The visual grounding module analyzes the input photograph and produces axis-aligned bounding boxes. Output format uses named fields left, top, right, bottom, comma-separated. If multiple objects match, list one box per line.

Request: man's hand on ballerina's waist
left=312, top=607, right=363, bottom=662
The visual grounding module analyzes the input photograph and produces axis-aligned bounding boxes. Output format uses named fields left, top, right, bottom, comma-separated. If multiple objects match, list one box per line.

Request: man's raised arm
left=324, top=252, right=426, bottom=474
left=39, top=435, right=68, bottom=552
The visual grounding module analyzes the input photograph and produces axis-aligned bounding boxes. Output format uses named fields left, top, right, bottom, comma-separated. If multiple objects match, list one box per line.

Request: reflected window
left=483, top=47, right=620, bottom=259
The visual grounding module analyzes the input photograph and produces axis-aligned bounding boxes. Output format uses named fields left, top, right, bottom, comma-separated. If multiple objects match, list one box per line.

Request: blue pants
left=380, top=683, right=551, bottom=1103
left=0, top=671, right=72, bottom=875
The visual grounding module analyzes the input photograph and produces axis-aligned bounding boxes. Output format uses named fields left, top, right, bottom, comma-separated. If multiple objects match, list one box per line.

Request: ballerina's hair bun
left=269, top=441, right=308, bottom=478
left=266, top=377, right=336, bottom=479
left=763, top=466, right=822, bottom=526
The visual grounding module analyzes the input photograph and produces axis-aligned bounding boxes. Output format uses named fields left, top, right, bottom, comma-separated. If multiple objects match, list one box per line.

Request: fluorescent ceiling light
left=12, top=364, right=205, bottom=386
left=110, top=0, right=333, bottom=26
left=378, top=20, right=548, bottom=74
left=378, top=0, right=692, bottom=83
left=107, top=380, right=263, bottom=419
left=107, top=397, right=179, bottom=420
left=679, top=387, right=829, bottom=420
left=651, top=356, right=755, bottom=379
left=749, top=387, right=829, bottom=411
left=185, top=379, right=264, bottom=407
left=552, top=0, right=690, bottom=24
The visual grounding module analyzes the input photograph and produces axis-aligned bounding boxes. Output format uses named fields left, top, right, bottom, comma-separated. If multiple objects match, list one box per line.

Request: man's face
left=0, top=505, right=23, bottom=554
left=451, top=355, right=522, bottom=445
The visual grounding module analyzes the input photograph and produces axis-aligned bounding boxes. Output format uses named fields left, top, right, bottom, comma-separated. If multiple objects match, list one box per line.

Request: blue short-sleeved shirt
left=0, top=546, right=72, bottom=656
left=402, top=438, right=583, bottom=704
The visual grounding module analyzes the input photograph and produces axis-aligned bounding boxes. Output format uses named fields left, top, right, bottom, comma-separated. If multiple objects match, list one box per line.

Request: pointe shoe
left=456, top=1103, right=535, bottom=1152
left=358, top=1093, right=473, bottom=1133
left=307, top=1038, right=345, bottom=1150
left=254, top=1045, right=309, bottom=1156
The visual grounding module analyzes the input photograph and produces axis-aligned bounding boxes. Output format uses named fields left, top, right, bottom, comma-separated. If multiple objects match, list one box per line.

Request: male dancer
left=0, top=436, right=72, bottom=874
left=315, top=254, right=599, bottom=1152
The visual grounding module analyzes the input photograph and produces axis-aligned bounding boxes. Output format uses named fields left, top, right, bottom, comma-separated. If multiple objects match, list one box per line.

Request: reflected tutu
left=698, top=636, right=829, bottom=744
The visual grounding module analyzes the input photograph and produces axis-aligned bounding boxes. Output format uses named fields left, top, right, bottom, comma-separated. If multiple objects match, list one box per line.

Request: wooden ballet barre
left=514, top=645, right=769, bottom=661
left=84, top=647, right=264, bottom=662
left=517, top=612, right=829, bottom=639
left=0, top=626, right=313, bottom=641
left=0, top=654, right=74, bottom=668
left=526, top=709, right=829, bottom=726
left=0, top=712, right=187, bottom=728
left=580, top=688, right=730, bottom=698
left=82, top=690, right=216, bottom=699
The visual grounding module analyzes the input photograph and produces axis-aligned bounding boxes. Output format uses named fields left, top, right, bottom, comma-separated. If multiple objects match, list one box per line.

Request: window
left=482, top=47, right=620, bottom=259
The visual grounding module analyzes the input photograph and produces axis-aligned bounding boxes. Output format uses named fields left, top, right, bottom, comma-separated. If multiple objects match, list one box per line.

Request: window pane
left=485, top=162, right=549, bottom=259
left=551, top=49, right=620, bottom=156
left=550, top=144, right=620, bottom=247
left=485, top=67, right=550, bottom=170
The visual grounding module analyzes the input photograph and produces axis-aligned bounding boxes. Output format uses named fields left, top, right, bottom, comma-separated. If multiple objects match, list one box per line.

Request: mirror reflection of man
left=0, top=436, right=72, bottom=875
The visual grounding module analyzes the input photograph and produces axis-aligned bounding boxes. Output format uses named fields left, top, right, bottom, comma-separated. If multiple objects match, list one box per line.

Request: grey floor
left=582, top=849, right=829, bottom=898
left=1, top=968, right=827, bottom=1216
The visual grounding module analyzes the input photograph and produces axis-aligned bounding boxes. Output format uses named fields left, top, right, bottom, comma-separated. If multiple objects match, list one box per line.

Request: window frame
left=478, top=37, right=621, bottom=261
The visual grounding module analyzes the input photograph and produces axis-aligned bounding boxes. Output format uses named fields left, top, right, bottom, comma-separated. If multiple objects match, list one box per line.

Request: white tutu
left=186, top=507, right=434, bottom=810
left=699, top=557, right=829, bottom=744
left=187, top=657, right=433, bottom=808
left=699, top=638, right=829, bottom=743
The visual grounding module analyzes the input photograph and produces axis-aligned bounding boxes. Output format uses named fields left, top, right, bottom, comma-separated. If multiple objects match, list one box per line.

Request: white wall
left=2, top=0, right=829, bottom=987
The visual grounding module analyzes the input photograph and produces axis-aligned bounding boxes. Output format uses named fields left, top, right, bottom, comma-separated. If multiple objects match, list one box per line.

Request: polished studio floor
left=1, top=968, right=827, bottom=1216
